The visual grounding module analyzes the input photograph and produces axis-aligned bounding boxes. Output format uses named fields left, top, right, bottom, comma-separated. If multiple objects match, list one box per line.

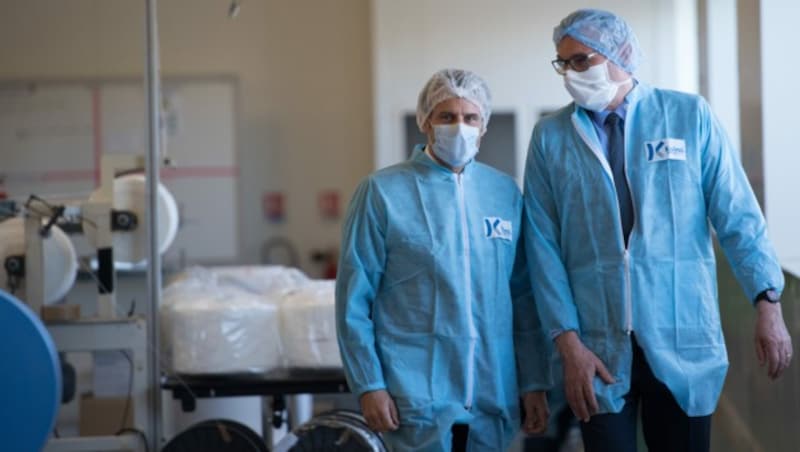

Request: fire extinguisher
left=311, top=248, right=338, bottom=279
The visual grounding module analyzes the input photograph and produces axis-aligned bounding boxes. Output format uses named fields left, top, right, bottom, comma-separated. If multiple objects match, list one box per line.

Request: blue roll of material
left=0, top=289, right=61, bottom=451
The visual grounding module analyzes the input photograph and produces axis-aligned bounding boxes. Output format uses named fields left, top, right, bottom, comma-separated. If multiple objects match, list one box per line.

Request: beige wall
left=0, top=0, right=373, bottom=273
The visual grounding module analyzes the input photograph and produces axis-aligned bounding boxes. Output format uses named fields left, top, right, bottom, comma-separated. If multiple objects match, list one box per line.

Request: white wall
left=0, top=0, right=373, bottom=274
left=371, top=0, right=698, bottom=181
left=701, top=0, right=741, bottom=153
left=761, top=0, right=800, bottom=277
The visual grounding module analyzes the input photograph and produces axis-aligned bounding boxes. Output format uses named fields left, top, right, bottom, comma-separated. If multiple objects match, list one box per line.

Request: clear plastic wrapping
left=280, top=279, right=342, bottom=369
left=161, top=266, right=342, bottom=374
left=161, top=267, right=286, bottom=374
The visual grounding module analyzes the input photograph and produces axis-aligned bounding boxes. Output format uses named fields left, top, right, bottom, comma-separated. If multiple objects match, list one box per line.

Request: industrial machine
left=0, top=154, right=179, bottom=452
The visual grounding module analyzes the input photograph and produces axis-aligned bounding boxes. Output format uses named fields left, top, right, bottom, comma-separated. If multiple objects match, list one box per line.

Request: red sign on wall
left=263, top=192, right=285, bottom=223
left=318, top=190, right=340, bottom=220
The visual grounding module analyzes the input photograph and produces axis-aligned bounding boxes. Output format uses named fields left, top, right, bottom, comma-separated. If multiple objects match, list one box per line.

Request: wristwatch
left=755, top=288, right=780, bottom=305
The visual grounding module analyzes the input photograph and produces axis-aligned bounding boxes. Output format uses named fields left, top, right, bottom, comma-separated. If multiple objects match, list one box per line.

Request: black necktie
left=606, top=113, right=634, bottom=246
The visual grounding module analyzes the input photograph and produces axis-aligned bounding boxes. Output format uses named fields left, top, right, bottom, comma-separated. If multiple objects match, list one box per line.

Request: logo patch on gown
left=645, top=138, right=686, bottom=162
left=484, top=217, right=512, bottom=241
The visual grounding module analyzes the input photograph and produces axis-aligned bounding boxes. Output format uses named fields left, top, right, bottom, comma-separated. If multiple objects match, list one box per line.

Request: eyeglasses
left=551, top=52, right=599, bottom=75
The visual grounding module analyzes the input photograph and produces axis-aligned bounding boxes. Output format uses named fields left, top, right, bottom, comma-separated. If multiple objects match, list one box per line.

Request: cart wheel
left=163, top=419, right=268, bottom=452
left=288, top=410, right=386, bottom=452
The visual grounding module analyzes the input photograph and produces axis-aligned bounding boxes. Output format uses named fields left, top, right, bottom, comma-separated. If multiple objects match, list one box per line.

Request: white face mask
left=564, top=60, right=631, bottom=112
left=432, top=123, right=480, bottom=168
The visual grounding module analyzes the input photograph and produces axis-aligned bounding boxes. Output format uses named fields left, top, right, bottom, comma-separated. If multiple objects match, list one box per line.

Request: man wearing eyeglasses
left=521, top=8, right=792, bottom=452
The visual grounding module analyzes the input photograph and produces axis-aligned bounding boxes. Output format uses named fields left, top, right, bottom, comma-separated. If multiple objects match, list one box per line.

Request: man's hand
left=755, top=301, right=793, bottom=380
left=522, top=391, right=550, bottom=434
left=555, top=331, right=615, bottom=423
left=359, top=390, right=400, bottom=432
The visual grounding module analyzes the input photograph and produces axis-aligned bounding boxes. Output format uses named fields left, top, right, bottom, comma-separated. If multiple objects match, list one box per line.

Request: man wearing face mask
left=522, top=9, right=792, bottom=452
left=337, top=68, right=552, bottom=451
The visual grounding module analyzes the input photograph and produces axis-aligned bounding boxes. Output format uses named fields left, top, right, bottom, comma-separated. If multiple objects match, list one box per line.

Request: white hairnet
left=553, top=9, right=642, bottom=73
left=416, top=69, right=492, bottom=132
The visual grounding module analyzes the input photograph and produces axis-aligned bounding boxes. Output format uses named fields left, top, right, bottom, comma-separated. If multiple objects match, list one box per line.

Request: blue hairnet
left=416, top=69, right=492, bottom=132
left=553, top=9, right=642, bottom=73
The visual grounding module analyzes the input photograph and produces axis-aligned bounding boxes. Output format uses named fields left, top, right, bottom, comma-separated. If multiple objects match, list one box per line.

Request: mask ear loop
left=603, top=60, right=634, bottom=89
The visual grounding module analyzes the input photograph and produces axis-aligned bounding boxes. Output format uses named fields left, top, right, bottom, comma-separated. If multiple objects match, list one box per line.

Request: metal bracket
left=111, top=210, right=138, bottom=231
left=43, top=318, right=150, bottom=452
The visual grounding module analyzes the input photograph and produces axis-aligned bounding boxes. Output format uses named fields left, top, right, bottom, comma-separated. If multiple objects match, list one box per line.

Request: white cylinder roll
left=84, top=174, right=179, bottom=264
left=0, top=218, right=78, bottom=305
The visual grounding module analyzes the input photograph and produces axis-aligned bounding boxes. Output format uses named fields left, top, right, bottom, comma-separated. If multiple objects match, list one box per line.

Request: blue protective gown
left=523, top=82, right=784, bottom=417
left=337, top=146, right=551, bottom=451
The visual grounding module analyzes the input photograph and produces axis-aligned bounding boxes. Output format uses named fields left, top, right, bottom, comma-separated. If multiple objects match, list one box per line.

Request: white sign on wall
left=0, top=78, right=240, bottom=265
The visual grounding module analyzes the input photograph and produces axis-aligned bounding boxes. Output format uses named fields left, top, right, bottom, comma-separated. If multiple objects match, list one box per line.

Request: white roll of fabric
left=84, top=174, right=179, bottom=264
left=161, top=267, right=282, bottom=374
left=280, top=279, right=342, bottom=369
left=0, top=217, right=78, bottom=305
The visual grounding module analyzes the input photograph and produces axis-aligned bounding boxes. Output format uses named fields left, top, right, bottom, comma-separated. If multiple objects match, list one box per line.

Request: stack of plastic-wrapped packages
left=160, top=265, right=342, bottom=375
left=280, top=280, right=339, bottom=368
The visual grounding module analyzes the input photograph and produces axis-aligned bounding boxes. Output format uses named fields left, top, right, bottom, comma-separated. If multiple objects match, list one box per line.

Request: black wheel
left=288, top=410, right=386, bottom=452
left=163, top=419, right=268, bottom=452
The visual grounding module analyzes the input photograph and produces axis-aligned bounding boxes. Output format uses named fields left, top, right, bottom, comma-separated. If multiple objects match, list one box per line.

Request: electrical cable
left=117, top=350, right=134, bottom=434
left=25, top=194, right=97, bottom=229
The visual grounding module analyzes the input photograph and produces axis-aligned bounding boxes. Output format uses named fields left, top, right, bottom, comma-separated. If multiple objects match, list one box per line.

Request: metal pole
left=144, top=0, right=163, bottom=449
